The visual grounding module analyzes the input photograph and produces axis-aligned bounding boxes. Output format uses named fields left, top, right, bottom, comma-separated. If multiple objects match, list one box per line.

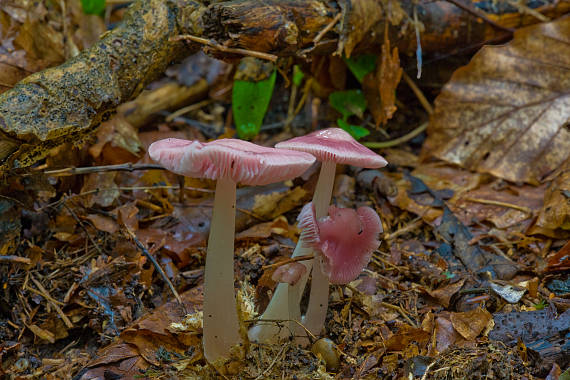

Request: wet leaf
left=364, top=35, right=402, bottom=126
left=342, top=0, right=383, bottom=58
left=81, top=0, right=106, bottom=15
left=344, top=54, right=376, bottom=83
left=337, top=118, right=370, bottom=140
left=329, top=89, right=367, bottom=120
left=489, top=282, right=526, bottom=303
left=545, top=241, right=570, bottom=272
left=426, top=278, right=465, bottom=308
left=450, top=308, right=492, bottom=341
left=423, top=18, right=570, bottom=184
left=232, top=58, right=276, bottom=140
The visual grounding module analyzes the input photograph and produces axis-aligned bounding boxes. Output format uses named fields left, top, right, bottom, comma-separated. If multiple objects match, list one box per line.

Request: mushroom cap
left=298, top=202, right=383, bottom=284
left=148, top=138, right=316, bottom=185
left=275, top=128, right=387, bottom=168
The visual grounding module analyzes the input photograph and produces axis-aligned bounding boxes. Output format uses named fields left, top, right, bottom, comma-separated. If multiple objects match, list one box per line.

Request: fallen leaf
left=342, top=0, right=383, bottom=58
left=533, top=162, right=570, bottom=237
left=364, top=32, right=402, bottom=126
left=544, top=240, right=570, bottom=272
left=450, top=307, right=492, bottom=341
left=423, top=17, right=570, bottom=184
left=426, top=278, right=465, bottom=308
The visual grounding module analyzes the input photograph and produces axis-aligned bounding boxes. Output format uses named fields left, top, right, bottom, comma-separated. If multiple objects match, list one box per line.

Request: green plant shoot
left=233, top=70, right=277, bottom=140
left=81, top=0, right=106, bottom=15
left=343, top=54, right=376, bottom=83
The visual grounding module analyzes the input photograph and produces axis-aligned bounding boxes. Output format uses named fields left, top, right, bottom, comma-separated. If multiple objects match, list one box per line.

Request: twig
left=420, top=359, right=437, bottom=380
left=166, top=99, right=213, bottom=122
left=0, top=255, right=31, bottom=265
left=261, top=254, right=314, bottom=270
left=30, top=274, right=74, bottom=329
left=364, top=122, right=428, bottom=149
left=39, top=185, right=214, bottom=211
left=384, top=217, right=424, bottom=240
left=402, top=71, right=433, bottom=115
left=380, top=301, right=418, bottom=327
left=30, top=163, right=166, bottom=177
left=123, top=226, right=187, bottom=313
left=445, top=0, right=515, bottom=33
left=504, top=0, right=550, bottom=22
left=313, top=12, right=342, bottom=44
left=64, top=203, right=104, bottom=256
left=172, top=34, right=278, bottom=62
left=463, top=197, right=533, bottom=214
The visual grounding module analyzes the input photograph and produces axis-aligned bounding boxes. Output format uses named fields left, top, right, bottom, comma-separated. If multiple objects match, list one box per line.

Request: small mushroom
left=148, top=138, right=315, bottom=363
left=252, top=128, right=386, bottom=342
left=298, top=202, right=382, bottom=284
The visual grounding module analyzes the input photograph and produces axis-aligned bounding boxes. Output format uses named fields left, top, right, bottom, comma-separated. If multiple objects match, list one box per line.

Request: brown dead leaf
left=384, top=322, right=430, bottom=351
left=81, top=172, right=119, bottom=208
left=364, top=32, right=402, bottom=126
left=235, top=216, right=295, bottom=240
left=426, top=278, right=465, bottom=308
left=545, top=240, right=570, bottom=272
left=423, top=17, right=570, bottom=184
left=450, top=307, right=492, bottom=341
left=342, top=0, right=383, bottom=58
left=85, top=214, right=119, bottom=234
left=532, top=161, right=570, bottom=237
left=434, top=316, right=465, bottom=354
left=89, top=115, right=142, bottom=163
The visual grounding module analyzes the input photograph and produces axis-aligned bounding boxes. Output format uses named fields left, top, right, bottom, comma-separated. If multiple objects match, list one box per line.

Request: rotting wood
left=0, top=0, right=568, bottom=173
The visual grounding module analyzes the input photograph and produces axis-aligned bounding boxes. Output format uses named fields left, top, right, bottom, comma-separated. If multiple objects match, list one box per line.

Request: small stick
left=380, top=301, right=418, bottom=327
left=30, top=275, right=74, bottom=329
left=123, top=226, right=187, bottom=313
left=171, top=34, right=278, bottom=62
left=445, top=0, right=515, bottom=33
left=463, top=197, right=533, bottom=214
left=313, top=12, right=342, bottom=44
left=244, top=318, right=318, bottom=342
left=0, top=256, right=31, bottom=265
left=364, top=122, right=428, bottom=149
left=261, top=254, right=314, bottom=270
left=31, top=163, right=166, bottom=177
left=402, top=71, right=433, bottom=115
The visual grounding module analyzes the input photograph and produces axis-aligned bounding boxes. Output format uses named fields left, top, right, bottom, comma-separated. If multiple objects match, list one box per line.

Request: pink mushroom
left=298, top=202, right=382, bottom=284
left=148, top=138, right=315, bottom=363
left=250, top=128, right=386, bottom=343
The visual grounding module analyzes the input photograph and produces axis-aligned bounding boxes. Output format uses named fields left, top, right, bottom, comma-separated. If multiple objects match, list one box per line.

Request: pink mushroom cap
left=148, top=138, right=316, bottom=186
left=298, top=202, right=383, bottom=284
left=275, top=128, right=387, bottom=168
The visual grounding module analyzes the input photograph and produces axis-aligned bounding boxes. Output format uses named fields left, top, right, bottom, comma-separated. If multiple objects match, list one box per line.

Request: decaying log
left=0, top=0, right=568, bottom=173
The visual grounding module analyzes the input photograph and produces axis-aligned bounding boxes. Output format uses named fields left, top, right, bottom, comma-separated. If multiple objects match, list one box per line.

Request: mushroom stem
left=203, top=176, right=242, bottom=363
left=302, top=161, right=336, bottom=336
left=248, top=161, right=336, bottom=343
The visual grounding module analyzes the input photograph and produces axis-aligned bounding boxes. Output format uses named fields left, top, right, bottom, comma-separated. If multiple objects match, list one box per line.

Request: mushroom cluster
left=149, top=128, right=387, bottom=363
left=249, top=128, right=387, bottom=343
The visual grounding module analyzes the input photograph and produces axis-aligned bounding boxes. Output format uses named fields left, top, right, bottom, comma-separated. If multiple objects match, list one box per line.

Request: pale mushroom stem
left=203, top=176, right=242, bottom=363
left=248, top=161, right=336, bottom=343
left=302, top=160, right=336, bottom=336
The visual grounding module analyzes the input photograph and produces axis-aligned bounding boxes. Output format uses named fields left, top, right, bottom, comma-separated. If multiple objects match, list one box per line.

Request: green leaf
left=329, top=90, right=367, bottom=120
left=81, top=0, right=106, bottom=15
left=232, top=69, right=277, bottom=140
left=337, top=119, right=370, bottom=140
left=343, top=54, right=376, bottom=83
left=292, top=65, right=304, bottom=87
